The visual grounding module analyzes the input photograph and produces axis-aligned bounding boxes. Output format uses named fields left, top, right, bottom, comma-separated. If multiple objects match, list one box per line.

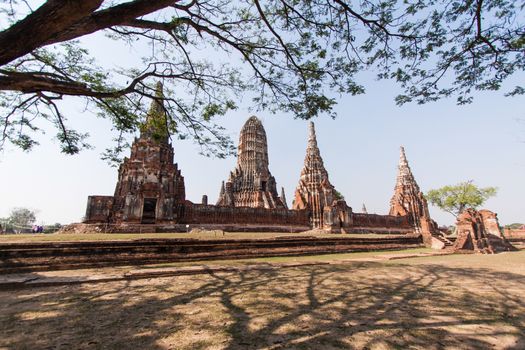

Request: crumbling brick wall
left=84, top=196, right=114, bottom=223
left=181, top=203, right=310, bottom=226
left=352, top=213, right=411, bottom=229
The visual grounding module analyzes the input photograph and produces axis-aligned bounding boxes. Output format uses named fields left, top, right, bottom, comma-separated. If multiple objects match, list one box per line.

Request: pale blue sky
left=1, top=7, right=524, bottom=227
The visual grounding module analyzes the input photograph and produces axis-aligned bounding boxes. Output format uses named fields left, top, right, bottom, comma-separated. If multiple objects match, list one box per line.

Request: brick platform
left=0, top=236, right=424, bottom=273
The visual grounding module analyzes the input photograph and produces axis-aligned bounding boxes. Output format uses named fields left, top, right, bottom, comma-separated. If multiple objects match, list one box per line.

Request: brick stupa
left=216, top=116, right=286, bottom=209
left=389, top=146, right=435, bottom=234
left=292, top=122, right=343, bottom=229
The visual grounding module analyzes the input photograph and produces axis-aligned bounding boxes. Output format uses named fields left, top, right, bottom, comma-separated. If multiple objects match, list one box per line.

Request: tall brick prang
left=389, top=146, right=434, bottom=235
left=216, top=116, right=285, bottom=209
left=293, top=122, right=347, bottom=229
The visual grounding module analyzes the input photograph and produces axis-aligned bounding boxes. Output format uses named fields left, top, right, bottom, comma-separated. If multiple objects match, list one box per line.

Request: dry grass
left=0, top=231, right=399, bottom=242
left=133, top=248, right=434, bottom=270
left=1, top=250, right=525, bottom=349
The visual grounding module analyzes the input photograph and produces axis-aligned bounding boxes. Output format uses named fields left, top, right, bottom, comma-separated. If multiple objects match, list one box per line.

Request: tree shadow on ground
left=1, top=259, right=525, bottom=349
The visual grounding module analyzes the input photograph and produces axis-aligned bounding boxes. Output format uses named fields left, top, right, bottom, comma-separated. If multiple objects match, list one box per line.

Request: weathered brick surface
left=389, top=147, right=437, bottom=239
left=84, top=196, right=113, bottom=223
left=453, top=209, right=515, bottom=253
left=111, top=136, right=186, bottom=224
left=504, top=228, right=525, bottom=239
left=182, top=203, right=309, bottom=226
left=216, top=116, right=286, bottom=209
left=352, top=213, right=411, bottom=229
left=292, top=122, right=351, bottom=231
left=0, top=236, right=424, bottom=272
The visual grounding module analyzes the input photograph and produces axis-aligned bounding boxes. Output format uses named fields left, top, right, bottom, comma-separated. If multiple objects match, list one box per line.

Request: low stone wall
left=349, top=226, right=414, bottom=234
left=504, top=228, right=525, bottom=239
left=0, top=236, right=424, bottom=272
left=352, top=213, right=411, bottom=229
left=64, top=221, right=413, bottom=235
left=83, top=199, right=415, bottom=235
left=180, top=203, right=310, bottom=226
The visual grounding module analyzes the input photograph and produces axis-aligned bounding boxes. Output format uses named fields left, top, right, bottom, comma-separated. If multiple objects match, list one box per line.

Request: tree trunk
left=0, top=0, right=104, bottom=65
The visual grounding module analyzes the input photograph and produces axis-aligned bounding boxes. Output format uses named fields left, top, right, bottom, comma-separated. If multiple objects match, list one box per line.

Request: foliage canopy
left=426, top=180, right=498, bottom=218
left=7, top=207, right=37, bottom=227
left=0, top=0, right=523, bottom=161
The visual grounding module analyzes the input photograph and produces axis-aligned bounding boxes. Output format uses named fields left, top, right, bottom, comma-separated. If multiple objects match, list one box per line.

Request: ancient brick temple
left=389, top=147, right=436, bottom=235
left=111, top=85, right=186, bottom=224
left=84, top=95, right=308, bottom=230
left=84, top=90, right=436, bottom=236
left=85, top=83, right=186, bottom=224
left=292, top=122, right=350, bottom=230
left=216, top=116, right=286, bottom=209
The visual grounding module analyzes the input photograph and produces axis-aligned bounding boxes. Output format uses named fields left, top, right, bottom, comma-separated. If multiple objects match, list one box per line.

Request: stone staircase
left=431, top=232, right=456, bottom=249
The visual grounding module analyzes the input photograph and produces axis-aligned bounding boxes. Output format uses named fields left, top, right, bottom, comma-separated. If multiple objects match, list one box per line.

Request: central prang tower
left=216, top=116, right=286, bottom=209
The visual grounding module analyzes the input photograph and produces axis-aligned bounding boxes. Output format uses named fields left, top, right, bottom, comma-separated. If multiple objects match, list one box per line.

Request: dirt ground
left=1, top=251, right=524, bottom=350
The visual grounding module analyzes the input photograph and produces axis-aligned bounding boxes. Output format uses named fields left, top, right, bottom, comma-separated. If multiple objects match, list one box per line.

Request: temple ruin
left=84, top=88, right=308, bottom=231
left=292, top=122, right=351, bottom=231
left=85, top=83, right=186, bottom=225
left=452, top=209, right=515, bottom=253
left=216, top=116, right=286, bottom=209
left=84, top=90, right=439, bottom=237
left=388, top=147, right=438, bottom=239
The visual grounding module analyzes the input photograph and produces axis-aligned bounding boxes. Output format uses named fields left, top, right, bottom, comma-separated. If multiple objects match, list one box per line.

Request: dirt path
left=1, top=251, right=524, bottom=349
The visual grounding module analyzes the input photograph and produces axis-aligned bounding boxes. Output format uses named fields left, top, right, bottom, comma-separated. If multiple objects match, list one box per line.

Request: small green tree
left=426, top=181, right=498, bottom=218
left=8, top=207, right=37, bottom=232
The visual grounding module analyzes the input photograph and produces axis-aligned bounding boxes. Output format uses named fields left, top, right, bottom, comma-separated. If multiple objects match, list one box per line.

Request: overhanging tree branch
left=0, top=0, right=104, bottom=65
left=0, top=0, right=522, bottom=158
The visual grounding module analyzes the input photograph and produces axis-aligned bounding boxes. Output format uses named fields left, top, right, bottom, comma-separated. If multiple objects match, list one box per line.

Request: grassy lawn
left=1, top=250, right=524, bottom=349
left=0, top=231, right=401, bottom=242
